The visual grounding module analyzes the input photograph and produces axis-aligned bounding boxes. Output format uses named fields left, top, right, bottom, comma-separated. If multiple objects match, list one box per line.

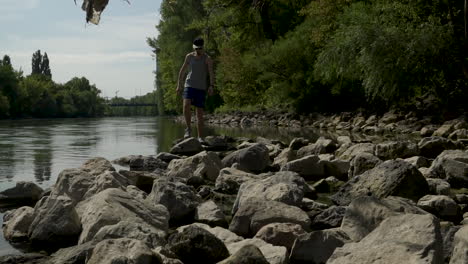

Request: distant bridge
left=107, top=103, right=157, bottom=107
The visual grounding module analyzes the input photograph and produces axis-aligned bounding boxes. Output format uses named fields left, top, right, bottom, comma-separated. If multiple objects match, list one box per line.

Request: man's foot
left=184, top=128, right=191, bottom=138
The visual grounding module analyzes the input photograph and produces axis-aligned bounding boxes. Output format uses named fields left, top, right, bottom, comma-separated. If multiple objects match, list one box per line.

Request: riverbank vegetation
left=0, top=51, right=106, bottom=118
left=148, top=0, right=467, bottom=117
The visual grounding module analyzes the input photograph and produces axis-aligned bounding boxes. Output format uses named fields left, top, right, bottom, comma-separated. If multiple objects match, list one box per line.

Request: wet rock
left=229, top=198, right=311, bottom=237
left=222, top=143, right=271, bottom=173
left=289, top=228, right=350, bottom=264
left=3, top=206, right=35, bottom=242
left=86, top=238, right=162, bottom=264
left=418, top=136, right=458, bottom=158
left=254, top=223, right=306, bottom=251
left=341, top=196, right=427, bottom=242
left=449, top=225, right=468, bottom=264
left=426, top=149, right=468, bottom=188
left=226, top=238, right=288, bottom=264
left=195, top=200, right=227, bottom=227
left=170, top=138, right=203, bottom=155
left=146, top=179, right=201, bottom=226
left=332, top=160, right=429, bottom=206
left=375, top=141, right=419, bottom=160
left=218, top=244, right=269, bottom=264
left=167, top=151, right=223, bottom=182
left=311, top=206, right=346, bottom=229
left=348, top=152, right=382, bottom=178
left=166, top=225, right=229, bottom=264
left=28, top=195, right=81, bottom=249
left=417, top=195, right=461, bottom=222
left=77, top=188, right=169, bottom=245
left=280, top=155, right=326, bottom=180
left=0, top=181, right=44, bottom=207
left=327, top=214, right=443, bottom=264
left=232, top=171, right=314, bottom=214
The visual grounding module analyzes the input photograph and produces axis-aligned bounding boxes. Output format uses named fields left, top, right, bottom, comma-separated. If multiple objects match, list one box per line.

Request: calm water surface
left=0, top=116, right=320, bottom=255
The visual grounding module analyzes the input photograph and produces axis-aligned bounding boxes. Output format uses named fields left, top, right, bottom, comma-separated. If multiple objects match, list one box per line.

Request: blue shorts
left=183, top=87, right=206, bottom=108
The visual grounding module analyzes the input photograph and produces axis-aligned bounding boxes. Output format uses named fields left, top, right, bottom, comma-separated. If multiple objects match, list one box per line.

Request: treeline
left=0, top=51, right=106, bottom=118
left=149, top=0, right=468, bottom=116
left=106, top=92, right=158, bottom=116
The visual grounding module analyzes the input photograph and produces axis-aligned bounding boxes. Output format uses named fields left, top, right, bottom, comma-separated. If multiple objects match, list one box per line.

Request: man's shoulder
left=186, top=52, right=195, bottom=58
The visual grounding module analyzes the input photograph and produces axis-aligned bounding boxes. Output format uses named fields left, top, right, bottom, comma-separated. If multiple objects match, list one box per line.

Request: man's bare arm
left=176, top=54, right=190, bottom=94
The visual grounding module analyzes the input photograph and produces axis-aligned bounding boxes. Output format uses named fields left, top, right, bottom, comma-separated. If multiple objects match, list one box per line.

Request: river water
left=0, top=116, right=321, bottom=255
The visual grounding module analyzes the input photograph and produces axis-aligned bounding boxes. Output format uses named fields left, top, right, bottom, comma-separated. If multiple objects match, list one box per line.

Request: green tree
left=41, top=52, right=52, bottom=79
left=31, top=50, right=42, bottom=75
left=2, top=55, right=11, bottom=67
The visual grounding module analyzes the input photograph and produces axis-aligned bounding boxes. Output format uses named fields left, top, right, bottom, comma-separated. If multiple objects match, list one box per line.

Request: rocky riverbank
left=1, top=113, right=468, bottom=263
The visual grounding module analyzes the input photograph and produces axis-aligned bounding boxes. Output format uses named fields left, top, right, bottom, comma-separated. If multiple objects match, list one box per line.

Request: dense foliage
left=149, top=0, right=468, bottom=115
left=105, top=92, right=158, bottom=116
left=0, top=51, right=106, bottom=118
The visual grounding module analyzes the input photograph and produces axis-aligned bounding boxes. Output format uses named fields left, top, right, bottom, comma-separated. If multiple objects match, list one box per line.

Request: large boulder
left=254, top=223, right=306, bottom=251
left=93, top=221, right=167, bottom=248
left=418, top=136, right=458, bottom=158
left=229, top=198, right=311, bottom=237
left=331, top=160, right=429, bottom=206
left=167, top=151, right=223, bottom=182
left=146, top=179, right=201, bottom=225
left=76, top=188, right=169, bottom=245
left=426, top=149, right=468, bottom=188
left=348, top=152, right=382, bottom=178
left=170, top=138, right=203, bottom=155
left=218, top=244, right=269, bottom=264
left=222, top=143, right=271, bottom=173
left=166, top=225, right=229, bottom=264
left=0, top=181, right=44, bottom=207
left=226, top=238, right=288, bottom=264
left=3, top=206, right=35, bottom=242
left=375, top=141, right=419, bottom=160
left=289, top=228, right=350, bottom=264
left=232, top=171, right=314, bottom=214
left=327, top=214, right=443, bottom=264
left=280, top=155, right=326, bottom=180
left=417, top=195, right=462, bottom=222
left=81, top=157, right=116, bottom=176
left=86, top=238, right=162, bottom=264
left=214, top=167, right=268, bottom=194
left=341, top=196, right=427, bottom=241
left=195, top=200, right=227, bottom=227
left=450, top=225, right=468, bottom=264
left=28, top=195, right=82, bottom=249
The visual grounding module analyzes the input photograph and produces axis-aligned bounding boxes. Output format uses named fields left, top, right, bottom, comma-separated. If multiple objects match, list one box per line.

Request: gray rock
left=440, top=222, right=460, bottom=264
left=86, top=238, right=162, bottom=264
left=81, top=157, right=116, bottom=176
left=289, top=137, right=310, bottom=150
left=3, top=206, right=34, bottom=242
left=417, top=195, right=461, bottom=222
left=222, top=143, right=271, bottom=173
left=214, top=168, right=267, bottom=194
left=167, top=225, right=229, bottom=264
left=226, top=238, right=288, bottom=264
left=155, top=152, right=182, bottom=163
left=0, top=253, right=49, bottom=264
left=337, top=143, right=376, bottom=161
left=203, top=136, right=231, bottom=151
left=322, top=158, right=350, bottom=181
left=426, top=149, right=468, bottom=188
left=311, top=206, right=346, bottom=229
left=170, top=138, right=203, bottom=155
left=0, top=181, right=44, bottom=206
left=93, top=221, right=167, bottom=248
left=332, top=159, right=429, bottom=206
left=337, top=136, right=352, bottom=146
left=167, top=151, right=223, bottom=182
left=289, top=228, right=350, bottom=264
left=297, top=137, right=337, bottom=157
left=129, top=155, right=168, bottom=171
left=404, top=156, right=431, bottom=168
left=28, top=195, right=82, bottom=249
left=254, top=223, right=306, bottom=251
left=341, top=196, right=427, bottom=242
left=433, top=123, right=455, bottom=138
left=418, top=136, right=458, bottom=158
left=77, top=188, right=169, bottom=244
left=118, top=170, right=160, bottom=193
left=195, top=200, right=227, bottom=227
left=232, top=171, right=314, bottom=214
left=272, top=148, right=296, bottom=168
left=450, top=225, right=468, bottom=264
left=218, top=244, right=269, bottom=264
left=375, top=141, right=419, bottom=160
left=125, top=185, right=148, bottom=200
left=177, top=223, right=243, bottom=245
left=327, top=214, right=443, bottom=264
left=348, top=152, right=382, bottom=178
left=448, top=129, right=468, bottom=141
left=49, top=242, right=96, bottom=264
left=421, top=125, right=438, bottom=137
left=280, top=155, right=326, bottom=180
left=146, top=179, right=201, bottom=225
left=229, top=198, right=311, bottom=237
left=426, top=178, right=451, bottom=195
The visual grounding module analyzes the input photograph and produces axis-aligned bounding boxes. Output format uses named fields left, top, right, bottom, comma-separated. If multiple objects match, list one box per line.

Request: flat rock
left=170, top=137, right=203, bottom=155
left=0, top=181, right=44, bottom=207
left=375, top=141, right=419, bottom=160
left=167, top=151, right=223, bottom=182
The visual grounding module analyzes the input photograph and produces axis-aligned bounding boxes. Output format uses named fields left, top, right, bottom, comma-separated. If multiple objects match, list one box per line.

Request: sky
left=0, top=0, right=162, bottom=99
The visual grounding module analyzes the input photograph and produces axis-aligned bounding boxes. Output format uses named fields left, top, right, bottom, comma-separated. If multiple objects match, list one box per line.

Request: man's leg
left=183, top=99, right=192, bottom=137
left=195, top=107, right=204, bottom=138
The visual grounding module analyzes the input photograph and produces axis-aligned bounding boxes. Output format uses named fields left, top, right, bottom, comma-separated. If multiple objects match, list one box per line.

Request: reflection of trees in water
left=156, top=117, right=185, bottom=153
left=0, top=143, right=16, bottom=181
left=32, top=131, right=53, bottom=183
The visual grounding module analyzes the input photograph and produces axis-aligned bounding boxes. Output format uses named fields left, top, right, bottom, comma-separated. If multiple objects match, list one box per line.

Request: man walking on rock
left=176, top=37, right=215, bottom=142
